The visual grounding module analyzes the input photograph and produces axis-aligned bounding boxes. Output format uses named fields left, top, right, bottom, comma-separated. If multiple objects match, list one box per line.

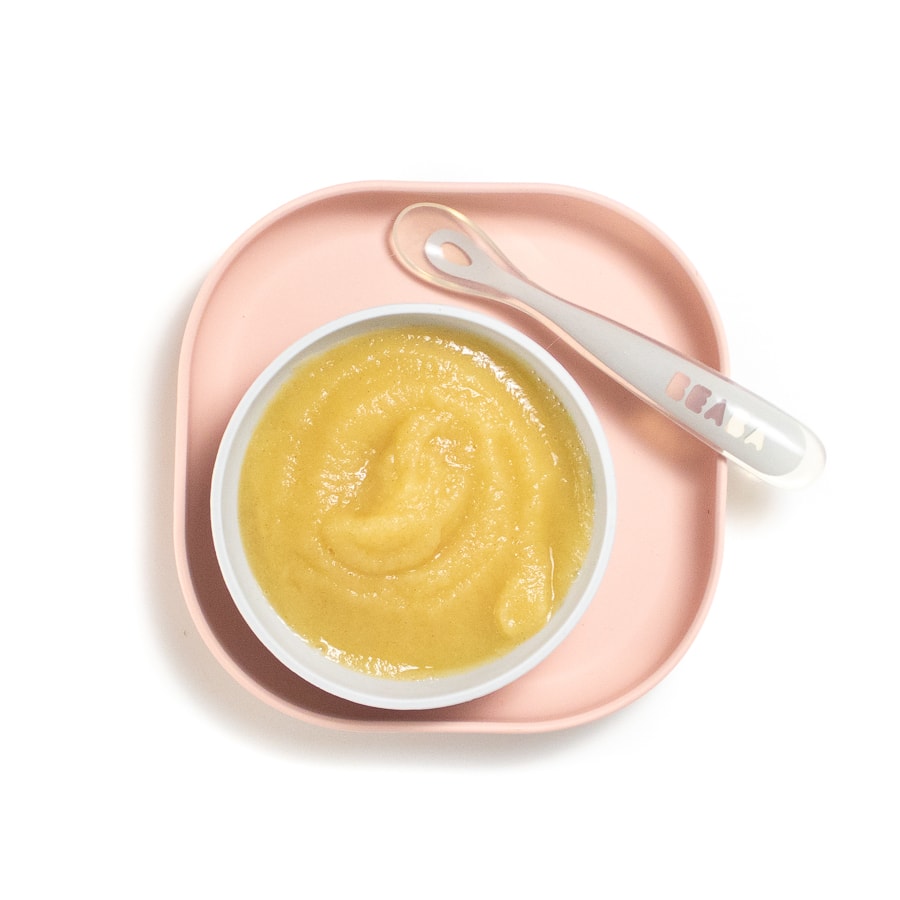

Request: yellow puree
left=239, top=325, right=594, bottom=679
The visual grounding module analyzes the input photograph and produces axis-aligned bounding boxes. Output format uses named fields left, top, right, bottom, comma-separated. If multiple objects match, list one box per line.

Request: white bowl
left=210, top=304, right=616, bottom=710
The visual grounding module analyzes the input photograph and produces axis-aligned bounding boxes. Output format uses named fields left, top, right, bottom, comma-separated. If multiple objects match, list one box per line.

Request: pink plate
left=173, top=181, right=727, bottom=733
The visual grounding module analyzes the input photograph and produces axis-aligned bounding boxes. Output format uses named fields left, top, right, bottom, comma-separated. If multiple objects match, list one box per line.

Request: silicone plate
left=174, top=181, right=727, bottom=733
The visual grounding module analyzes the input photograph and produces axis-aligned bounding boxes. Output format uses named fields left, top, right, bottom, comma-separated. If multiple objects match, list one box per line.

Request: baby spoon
left=390, top=202, right=825, bottom=489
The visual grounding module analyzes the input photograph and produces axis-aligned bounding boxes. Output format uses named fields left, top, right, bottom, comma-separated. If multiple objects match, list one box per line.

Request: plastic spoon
left=390, top=202, right=824, bottom=489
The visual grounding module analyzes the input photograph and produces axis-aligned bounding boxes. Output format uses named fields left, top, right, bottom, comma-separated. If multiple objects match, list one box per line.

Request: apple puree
left=238, top=325, right=594, bottom=679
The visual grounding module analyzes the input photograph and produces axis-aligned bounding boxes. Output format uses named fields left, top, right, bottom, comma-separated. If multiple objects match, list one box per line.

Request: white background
left=3, top=2, right=897, bottom=897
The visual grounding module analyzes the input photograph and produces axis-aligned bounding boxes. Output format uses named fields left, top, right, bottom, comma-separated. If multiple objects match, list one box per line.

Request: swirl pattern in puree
left=239, top=325, right=594, bottom=679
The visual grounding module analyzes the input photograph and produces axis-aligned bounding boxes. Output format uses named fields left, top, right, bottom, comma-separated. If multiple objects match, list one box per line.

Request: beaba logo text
left=665, top=372, right=765, bottom=450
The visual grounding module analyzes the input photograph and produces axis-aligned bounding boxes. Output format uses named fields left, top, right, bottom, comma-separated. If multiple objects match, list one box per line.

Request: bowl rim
left=210, top=303, right=617, bottom=710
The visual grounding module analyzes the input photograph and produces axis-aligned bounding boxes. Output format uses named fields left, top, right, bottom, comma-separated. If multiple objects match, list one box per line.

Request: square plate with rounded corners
left=174, top=181, right=727, bottom=733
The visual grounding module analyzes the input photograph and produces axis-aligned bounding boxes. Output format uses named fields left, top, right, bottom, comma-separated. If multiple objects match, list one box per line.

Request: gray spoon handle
left=425, top=228, right=825, bottom=488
